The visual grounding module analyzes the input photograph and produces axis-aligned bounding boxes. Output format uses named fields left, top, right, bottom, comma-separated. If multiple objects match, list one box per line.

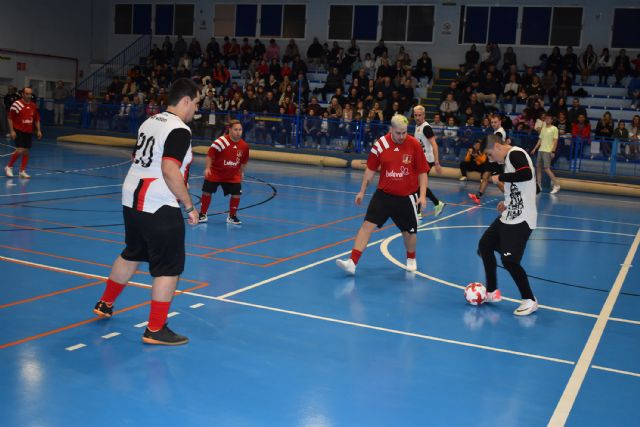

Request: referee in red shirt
left=337, top=115, right=429, bottom=275
left=198, top=120, right=249, bottom=225
left=5, top=87, right=42, bottom=178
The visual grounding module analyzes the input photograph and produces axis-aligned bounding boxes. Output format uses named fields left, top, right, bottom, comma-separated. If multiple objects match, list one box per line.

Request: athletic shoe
left=485, top=289, right=502, bottom=303
left=19, top=170, right=30, bottom=179
left=336, top=258, right=356, bottom=275
left=459, top=176, right=467, bottom=181
left=198, top=213, right=208, bottom=223
left=513, top=299, right=539, bottom=316
left=550, top=184, right=561, bottom=195
left=93, top=300, right=113, bottom=318
left=434, top=201, right=446, bottom=217
left=4, top=166, right=13, bottom=177
left=417, top=211, right=423, bottom=220
left=227, top=215, right=242, bottom=225
left=468, top=193, right=481, bottom=205
left=142, top=323, right=189, bottom=345
left=406, top=258, right=417, bottom=272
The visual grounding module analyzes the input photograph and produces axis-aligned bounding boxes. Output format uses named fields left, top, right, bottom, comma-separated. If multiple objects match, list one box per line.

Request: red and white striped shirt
left=206, top=135, right=249, bottom=183
left=367, top=133, right=429, bottom=197
left=9, top=100, right=40, bottom=133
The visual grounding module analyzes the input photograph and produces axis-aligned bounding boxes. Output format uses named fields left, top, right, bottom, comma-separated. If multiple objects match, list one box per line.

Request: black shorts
left=121, top=205, right=185, bottom=277
left=202, top=180, right=242, bottom=196
left=365, top=189, right=420, bottom=234
left=479, top=218, right=532, bottom=264
left=483, top=161, right=504, bottom=176
left=428, top=161, right=435, bottom=175
left=14, top=130, right=33, bottom=149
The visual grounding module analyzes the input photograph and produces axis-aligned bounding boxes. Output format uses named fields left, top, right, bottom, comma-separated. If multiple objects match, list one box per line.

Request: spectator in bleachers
left=629, top=75, right=640, bottom=110
left=399, top=79, right=415, bottom=112
left=174, top=35, right=187, bottom=64
left=521, top=66, right=536, bottom=88
left=188, top=38, right=201, bottom=60
left=370, top=101, right=384, bottom=122
left=557, top=69, right=573, bottom=100
left=162, top=36, right=173, bottom=62
left=345, top=39, right=360, bottom=71
left=459, top=140, right=487, bottom=181
left=253, top=39, right=266, bottom=60
left=415, top=52, right=433, bottom=86
left=595, top=111, right=614, bottom=157
left=121, top=77, right=137, bottom=100
left=548, top=97, right=568, bottom=119
left=240, top=38, right=253, bottom=69
left=572, top=113, right=591, bottom=156
left=376, top=56, right=393, bottom=79
left=292, top=56, right=308, bottom=77
left=306, top=37, right=324, bottom=70
left=113, top=96, right=131, bottom=132
left=177, top=53, right=191, bottom=71
left=384, top=101, right=402, bottom=122
left=213, top=63, right=230, bottom=89
left=502, top=47, right=517, bottom=73
left=613, top=49, right=631, bottom=86
left=146, top=98, right=160, bottom=118
left=629, top=115, right=640, bottom=159
left=613, top=120, right=629, bottom=159
left=373, top=40, right=387, bottom=59
left=52, top=80, right=69, bottom=126
left=280, top=62, right=293, bottom=80
left=568, top=97, right=587, bottom=125
left=266, top=39, right=280, bottom=62
left=206, top=37, right=220, bottom=62
left=268, top=59, right=281, bottom=81
left=264, top=91, right=279, bottom=114
left=526, top=75, right=544, bottom=102
left=257, top=59, right=269, bottom=79
left=564, top=47, right=579, bottom=78
left=578, top=44, right=597, bottom=84
left=283, top=39, right=300, bottom=64
left=463, top=44, right=480, bottom=71
left=440, top=93, right=459, bottom=119
left=465, top=93, right=486, bottom=123
left=597, top=48, right=612, bottom=85
left=476, top=72, right=500, bottom=107
left=306, top=96, right=323, bottom=116
left=554, top=111, right=572, bottom=163
left=229, top=92, right=244, bottom=112
left=547, top=47, right=563, bottom=73
left=542, top=70, right=558, bottom=104
left=303, top=108, right=320, bottom=147
left=81, top=92, right=98, bottom=129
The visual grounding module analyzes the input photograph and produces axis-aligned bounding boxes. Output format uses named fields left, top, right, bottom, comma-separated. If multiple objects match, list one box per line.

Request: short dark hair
left=167, top=78, right=199, bottom=106
left=480, top=133, right=504, bottom=152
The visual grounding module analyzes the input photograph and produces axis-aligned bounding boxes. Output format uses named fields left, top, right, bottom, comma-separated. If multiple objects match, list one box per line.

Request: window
left=459, top=6, right=517, bottom=45
left=174, top=4, right=194, bottom=36
left=407, top=6, right=435, bottom=42
left=155, top=4, right=174, bottom=36
left=380, top=5, right=434, bottom=42
left=520, top=6, right=583, bottom=46
left=214, top=4, right=305, bottom=39
left=381, top=6, right=407, bottom=42
left=236, top=4, right=258, bottom=37
left=214, top=4, right=235, bottom=37
left=115, top=4, right=132, bottom=35
left=132, top=4, right=151, bottom=35
left=260, top=5, right=283, bottom=37
left=328, top=5, right=380, bottom=41
left=353, top=6, right=378, bottom=41
left=328, top=5, right=353, bottom=40
left=612, top=8, right=640, bottom=48
left=283, top=5, right=306, bottom=38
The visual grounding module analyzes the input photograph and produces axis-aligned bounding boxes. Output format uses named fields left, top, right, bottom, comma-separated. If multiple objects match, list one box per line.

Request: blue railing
left=40, top=99, right=640, bottom=178
left=72, top=34, right=152, bottom=99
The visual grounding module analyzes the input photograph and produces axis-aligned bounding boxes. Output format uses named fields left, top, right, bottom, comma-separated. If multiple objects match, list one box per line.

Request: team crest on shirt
left=402, top=154, right=412, bottom=164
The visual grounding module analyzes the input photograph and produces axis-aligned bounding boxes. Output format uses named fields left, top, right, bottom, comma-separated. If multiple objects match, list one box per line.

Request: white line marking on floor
left=167, top=311, right=179, bottom=318
left=591, top=365, right=640, bottom=378
left=101, top=332, right=121, bottom=340
left=65, top=343, right=86, bottom=351
left=0, top=184, right=122, bottom=197
left=549, top=227, right=640, bottom=426
left=134, top=321, right=148, bottom=328
left=217, top=205, right=480, bottom=299
left=190, top=303, right=204, bottom=308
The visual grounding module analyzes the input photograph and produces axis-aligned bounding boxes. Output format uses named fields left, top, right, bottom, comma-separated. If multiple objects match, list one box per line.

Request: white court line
left=549, top=227, right=640, bottom=426
left=0, top=184, right=122, bottom=197
left=65, top=343, right=86, bottom=351
left=379, top=225, right=639, bottom=322
left=134, top=321, right=149, bottom=328
left=190, top=303, right=204, bottom=309
left=591, top=365, right=640, bottom=378
left=167, top=311, right=179, bottom=318
left=101, top=332, right=121, bottom=340
left=217, top=205, right=481, bottom=299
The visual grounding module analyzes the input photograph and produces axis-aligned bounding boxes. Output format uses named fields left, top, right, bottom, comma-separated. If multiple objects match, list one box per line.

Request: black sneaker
left=198, top=213, right=208, bottom=223
left=93, top=300, right=113, bottom=318
left=142, top=324, right=189, bottom=346
left=226, top=215, right=242, bottom=225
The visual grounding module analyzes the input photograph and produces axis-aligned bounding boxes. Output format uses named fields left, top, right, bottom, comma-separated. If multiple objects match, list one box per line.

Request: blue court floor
left=0, top=138, right=639, bottom=426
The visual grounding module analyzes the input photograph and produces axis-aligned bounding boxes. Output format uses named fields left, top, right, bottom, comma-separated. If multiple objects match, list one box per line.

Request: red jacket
left=572, top=122, right=591, bottom=139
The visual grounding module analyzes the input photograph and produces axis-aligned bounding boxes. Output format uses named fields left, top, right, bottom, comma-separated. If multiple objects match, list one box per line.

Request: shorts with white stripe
left=365, top=189, right=420, bottom=234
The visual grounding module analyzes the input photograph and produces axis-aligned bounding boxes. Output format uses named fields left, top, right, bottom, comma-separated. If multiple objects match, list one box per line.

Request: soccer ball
left=464, top=282, right=487, bottom=305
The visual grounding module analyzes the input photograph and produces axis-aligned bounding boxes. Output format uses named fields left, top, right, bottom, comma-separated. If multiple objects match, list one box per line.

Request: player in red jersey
left=336, top=115, right=429, bottom=275
left=198, top=120, right=249, bottom=225
left=5, top=87, right=42, bottom=178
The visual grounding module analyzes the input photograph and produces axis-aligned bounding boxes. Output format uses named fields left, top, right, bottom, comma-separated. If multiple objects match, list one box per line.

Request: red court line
left=0, top=280, right=104, bottom=309
left=0, top=245, right=207, bottom=286
left=0, top=213, right=280, bottom=260
left=0, top=282, right=208, bottom=350
left=203, top=213, right=365, bottom=257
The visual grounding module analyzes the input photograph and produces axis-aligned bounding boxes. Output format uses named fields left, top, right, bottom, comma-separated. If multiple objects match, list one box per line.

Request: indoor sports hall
left=2, top=0, right=640, bottom=426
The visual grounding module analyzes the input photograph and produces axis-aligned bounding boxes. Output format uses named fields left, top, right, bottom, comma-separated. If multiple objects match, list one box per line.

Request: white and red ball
left=464, top=282, right=487, bottom=305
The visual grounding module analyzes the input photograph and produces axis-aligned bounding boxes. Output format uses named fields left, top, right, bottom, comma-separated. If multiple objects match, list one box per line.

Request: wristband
left=184, top=206, right=194, bottom=213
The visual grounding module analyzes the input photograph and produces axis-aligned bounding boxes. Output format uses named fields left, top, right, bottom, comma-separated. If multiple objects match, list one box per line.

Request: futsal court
left=1, top=138, right=639, bottom=426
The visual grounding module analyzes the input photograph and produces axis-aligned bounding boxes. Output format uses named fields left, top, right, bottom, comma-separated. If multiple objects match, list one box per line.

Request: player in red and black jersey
left=336, top=115, right=429, bottom=275
left=5, top=87, right=42, bottom=178
left=198, top=120, right=250, bottom=225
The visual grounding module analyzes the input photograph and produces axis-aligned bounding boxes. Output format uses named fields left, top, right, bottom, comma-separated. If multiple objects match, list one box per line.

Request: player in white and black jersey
left=478, top=134, right=540, bottom=316
left=468, top=115, right=508, bottom=204
left=412, top=105, right=446, bottom=217
left=93, top=78, right=201, bottom=344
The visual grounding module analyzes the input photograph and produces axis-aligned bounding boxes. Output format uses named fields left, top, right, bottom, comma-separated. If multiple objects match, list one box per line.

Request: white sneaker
left=406, top=258, right=417, bottom=272
left=198, top=213, right=208, bottom=223
left=459, top=176, right=467, bottom=181
left=514, top=299, right=539, bottom=316
left=550, top=184, right=560, bottom=194
left=19, top=170, right=30, bottom=179
left=485, top=289, right=502, bottom=302
left=4, top=166, right=13, bottom=177
left=336, top=258, right=356, bottom=275
left=434, top=201, right=446, bottom=217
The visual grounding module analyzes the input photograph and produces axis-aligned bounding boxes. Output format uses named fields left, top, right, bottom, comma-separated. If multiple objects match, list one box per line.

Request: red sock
left=407, top=251, right=416, bottom=259
left=200, top=193, right=212, bottom=215
left=229, top=197, right=240, bottom=216
left=148, top=300, right=171, bottom=331
left=100, top=279, right=126, bottom=305
left=7, top=152, right=19, bottom=167
left=350, top=249, right=363, bottom=265
left=20, top=152, right=29, bottom=171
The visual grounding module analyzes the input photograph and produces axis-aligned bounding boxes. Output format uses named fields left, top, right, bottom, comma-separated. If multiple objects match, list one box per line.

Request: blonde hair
left=229, top=119, right=242, bottom=127
left=391, top=114, right=409, bottom=128
left=413, top=105, right=425, bottom=114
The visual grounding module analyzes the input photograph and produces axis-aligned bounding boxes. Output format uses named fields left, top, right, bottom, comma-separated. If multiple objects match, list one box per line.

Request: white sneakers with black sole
left=514, top=299, right=539, bottom=316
